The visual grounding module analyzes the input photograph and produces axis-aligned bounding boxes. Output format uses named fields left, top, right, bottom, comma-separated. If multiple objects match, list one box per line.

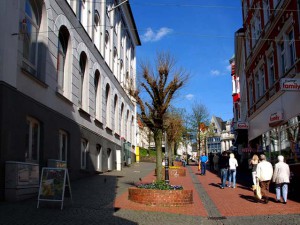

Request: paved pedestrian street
left=0, top=162, right=299, bottom=225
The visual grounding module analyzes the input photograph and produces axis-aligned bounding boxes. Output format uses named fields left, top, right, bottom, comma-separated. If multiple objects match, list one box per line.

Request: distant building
left=207, top=116, right=234, bottom=154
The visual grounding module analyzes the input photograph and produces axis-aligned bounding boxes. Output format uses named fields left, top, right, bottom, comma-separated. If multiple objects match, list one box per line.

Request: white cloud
left=210, top=70, right=221, bottom=76
left=185, top=94, right=194, bottom=101
left=141, top=27, right=173, bottom=42
left=226, top=65, right=231, bottom=71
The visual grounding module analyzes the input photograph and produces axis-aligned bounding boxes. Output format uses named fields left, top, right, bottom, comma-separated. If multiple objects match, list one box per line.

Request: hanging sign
left=237, top=122, right=249, bottom=129
left=280, top=78, right=300, bottom=91
left=269, top=111, right=283, bottom=126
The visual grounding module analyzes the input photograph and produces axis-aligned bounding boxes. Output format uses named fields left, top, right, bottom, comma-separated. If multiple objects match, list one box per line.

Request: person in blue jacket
left=200, top=152, right=208, bottom=175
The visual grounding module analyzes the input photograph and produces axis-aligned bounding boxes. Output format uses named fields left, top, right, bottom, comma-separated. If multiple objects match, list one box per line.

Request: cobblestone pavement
left=0, top=162, right=299, bottom=225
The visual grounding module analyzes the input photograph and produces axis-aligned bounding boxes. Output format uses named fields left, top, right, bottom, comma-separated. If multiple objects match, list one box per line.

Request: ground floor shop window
left=25, top=117, right=40, bottom=162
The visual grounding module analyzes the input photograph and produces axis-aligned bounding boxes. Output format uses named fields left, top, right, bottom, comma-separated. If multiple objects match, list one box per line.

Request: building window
left=113, top=47, right=118, bottom=76
left=248, top=80, right=254, bottom=107
left=25, top=117, right=40, bottom=162
left=78, top=0, right=87, bottom=27
left=259, top=66, right=266, bottom=96
left=105, top=84, right=111, bottom=128
left=96, top=144, right=102, bottom=171
left=263, top=0, right=270, bottom=26
left=114, top=94, right=118, bottom=133
left=278, top=41, right=286, bottom=77
left=93, top=10, right=100, bottom=50
left=94, top=70, right=101, bottom=119
left=23, top=0, right=41, bottom=76
left=120, top=103, right=124, bottom=137
left=57, top=26, right=70, bottom=92
left=267, top=54, right=275, bottom=88
left=246, top=31, right=250, bottom=57
left=59, top=130, right=68, bottom=162
left=105, top=31, right=110, bottom=65
left=287, top=29, right=296, bottom=68
left=81, top=138, right=88, bottom=169
left=79, top=52, right=87, bottom=108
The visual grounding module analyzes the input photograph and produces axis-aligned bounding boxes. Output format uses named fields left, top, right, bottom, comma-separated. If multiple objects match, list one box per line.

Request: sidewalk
left=0, top=162, right=299, bottom=225
left=115, top=162, right=300, bottom=217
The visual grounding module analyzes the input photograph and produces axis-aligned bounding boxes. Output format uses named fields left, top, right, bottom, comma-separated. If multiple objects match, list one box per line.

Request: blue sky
left=130, top=0, right=243, bottom=121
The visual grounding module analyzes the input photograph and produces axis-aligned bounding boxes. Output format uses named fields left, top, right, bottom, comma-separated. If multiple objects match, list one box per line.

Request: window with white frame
left=105, top=84, right=111, bottom=128
left=94, top=70, right=101, bottom=119
left=93, top=10, right=101, bottom=50
left=267, top=54, right=275, bottom=88
left=57, top=26, right=70, bottom=93
left=23, top=0, right=41, bottom=76
left=287, top=29, right=296, bottom=68
left=78, top=0, right=87, bottom=28
left=96, top=144, right=102, bottom=171
left=81, top=138, right=88, bottom=169
left=59, top=130, right=68, bottom=162
left=79, top=52, right=87, bottom=108
left=120, top=103, right=124, bottom=137
left=114, top=95, right=118, bottom=133
left=105, top=31, right=110, bottom=65
left=251, top=20, right=257, bottom=47
left=25, top=117, right=40, bottom=162
left=263, top=0, right=270, bottom=26
left=259, top=66, right=266, bottom=96
left=278, top=41, right=286, bottom=77
left=113, top=47, right=118, bottom=76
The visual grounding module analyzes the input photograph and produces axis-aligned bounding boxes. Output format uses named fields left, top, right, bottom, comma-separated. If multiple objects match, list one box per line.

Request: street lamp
left=164, top=131, right=169, bottom=184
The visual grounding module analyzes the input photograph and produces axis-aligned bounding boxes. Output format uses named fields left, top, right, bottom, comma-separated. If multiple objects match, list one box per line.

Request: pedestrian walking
left=256, top=154, right=273, bottom=203
left=249, top=154, right=259, bottom=190
left=272, top=155, right=290, bottom=204
left=200, top=152, right=208, bottom=175
left=228, top=153, right=238, bottom=188
left=219, top=151, right=229, bottom=189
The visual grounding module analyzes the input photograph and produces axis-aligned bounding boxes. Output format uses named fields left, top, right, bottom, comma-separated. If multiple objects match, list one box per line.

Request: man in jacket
left=218, top=151, right=229, bottom=189
left=272, top=155, right=290, bottom=204
left=256, top=154, right=273, bottom=203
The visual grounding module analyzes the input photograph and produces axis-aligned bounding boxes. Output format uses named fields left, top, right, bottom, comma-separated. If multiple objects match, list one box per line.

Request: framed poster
left=37, top=168, right=72, bottom=210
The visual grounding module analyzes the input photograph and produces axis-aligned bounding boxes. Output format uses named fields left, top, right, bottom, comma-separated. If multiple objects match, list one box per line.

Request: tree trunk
left=169, top=141, right=175, bottom=166
left=154, top=129, right=163, bottom=181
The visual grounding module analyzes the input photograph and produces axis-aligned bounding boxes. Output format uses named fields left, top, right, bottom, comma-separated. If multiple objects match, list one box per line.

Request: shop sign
left=237, top=122, right=249, bottom=129
left=280, top=78, right=300, bottom=91
left=269, top=111, right=283, bottom=125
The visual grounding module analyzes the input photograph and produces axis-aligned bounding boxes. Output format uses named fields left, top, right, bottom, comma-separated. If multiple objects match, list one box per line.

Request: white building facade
left=0, top=0, right=140, bottom=200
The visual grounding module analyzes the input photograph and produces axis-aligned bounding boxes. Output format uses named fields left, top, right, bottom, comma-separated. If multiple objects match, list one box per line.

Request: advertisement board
left=37, top=168, right=72, bottom=210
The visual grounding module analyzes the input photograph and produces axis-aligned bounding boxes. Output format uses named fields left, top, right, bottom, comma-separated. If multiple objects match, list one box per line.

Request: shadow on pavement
left=0, top=174, right=138, bottom=225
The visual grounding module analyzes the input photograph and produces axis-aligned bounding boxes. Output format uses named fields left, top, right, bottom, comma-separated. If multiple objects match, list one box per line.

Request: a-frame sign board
left=37, top=167, right=72, bottom=210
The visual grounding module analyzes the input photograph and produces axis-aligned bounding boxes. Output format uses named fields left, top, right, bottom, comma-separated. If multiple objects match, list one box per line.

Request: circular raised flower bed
left=128, top=187, right=193, bottom=206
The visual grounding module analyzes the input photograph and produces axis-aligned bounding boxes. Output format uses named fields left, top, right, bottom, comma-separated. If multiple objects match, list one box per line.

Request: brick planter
left=173, top=161, right=183, bottom=167
left=128, top=187, right=193, bottom=206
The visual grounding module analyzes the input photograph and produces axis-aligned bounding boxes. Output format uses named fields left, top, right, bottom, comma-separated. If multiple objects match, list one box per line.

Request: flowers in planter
left=136, top=180, right=183, bottom=190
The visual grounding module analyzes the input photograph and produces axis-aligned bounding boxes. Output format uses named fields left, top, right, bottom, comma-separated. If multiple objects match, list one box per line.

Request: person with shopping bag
left=256, top=154, right=273, bottom=203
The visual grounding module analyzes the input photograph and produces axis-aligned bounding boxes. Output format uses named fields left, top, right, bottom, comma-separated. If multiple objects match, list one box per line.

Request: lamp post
left=164, top=131, right=169, bottom=184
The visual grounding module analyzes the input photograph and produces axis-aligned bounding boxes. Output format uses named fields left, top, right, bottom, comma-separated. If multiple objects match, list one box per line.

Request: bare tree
left=165, top=108, right=185, bottom=164
left=189, top=101, right=210, bottom=155
left=129, top=52, right=189, bottom=181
